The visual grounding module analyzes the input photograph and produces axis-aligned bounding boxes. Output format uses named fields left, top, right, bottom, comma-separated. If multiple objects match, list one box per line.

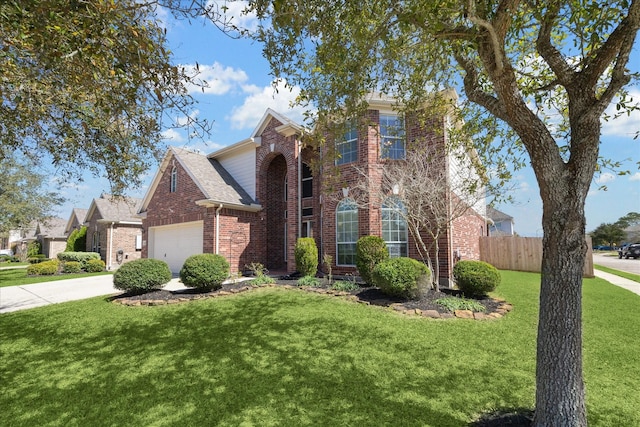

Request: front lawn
left=0, top=268, right=112, bottom=288
left=1, top=271, right=638, bottom=426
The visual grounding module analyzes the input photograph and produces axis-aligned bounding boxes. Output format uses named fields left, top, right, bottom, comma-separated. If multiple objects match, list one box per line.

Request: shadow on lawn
left=3, top=289, right=530, bottom=426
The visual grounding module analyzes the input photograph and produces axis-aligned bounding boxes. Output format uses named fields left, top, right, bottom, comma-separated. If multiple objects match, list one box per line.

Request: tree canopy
left=0, top=0, right=209, bottom=194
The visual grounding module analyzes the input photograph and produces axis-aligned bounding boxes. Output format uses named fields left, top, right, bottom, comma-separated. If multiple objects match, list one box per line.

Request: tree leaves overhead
left=0, top=0, right=209, bottom=194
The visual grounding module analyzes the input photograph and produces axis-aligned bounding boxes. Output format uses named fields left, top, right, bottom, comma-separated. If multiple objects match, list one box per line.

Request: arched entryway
left=264, top=154, right=288, bottom=271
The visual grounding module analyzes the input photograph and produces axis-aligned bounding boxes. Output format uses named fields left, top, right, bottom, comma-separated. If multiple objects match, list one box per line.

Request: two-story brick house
left=139, top=94, right=486, bottom=286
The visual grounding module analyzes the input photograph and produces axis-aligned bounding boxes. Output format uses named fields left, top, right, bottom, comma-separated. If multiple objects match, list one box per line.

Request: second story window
left=336, top=121, right=358, bottom=165
left=170, top=166, right=177, bottom=193
left=380, top=114, right=405, bottom=160
left=302, top=163, right=313, bottom=198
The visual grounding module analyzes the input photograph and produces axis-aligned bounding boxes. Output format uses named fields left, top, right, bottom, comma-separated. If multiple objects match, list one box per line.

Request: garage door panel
left=150, top=221, right=203, bottom=273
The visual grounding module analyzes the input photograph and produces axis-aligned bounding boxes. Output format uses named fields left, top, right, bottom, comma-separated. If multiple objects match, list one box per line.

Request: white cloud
left=183, top=62, right=249, bottom=95
left=595, top=172, right=616, bottom=184
left=228, top=80, right=309, bottom=130
left=161, top=128, right=185, bottom=143
left=630, top=172, right=640, bottom=182
left=206, top=0, right=260, bottom=32
left=601, top=89, right=640, bottom=138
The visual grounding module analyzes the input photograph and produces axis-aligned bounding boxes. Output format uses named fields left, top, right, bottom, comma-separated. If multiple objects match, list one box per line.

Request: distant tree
left=0, top=155, right=63, bottom=235
left=0, top=0, right=210, bottom=195
left=615, top=212, right=640, bottom=229
left=590, top=223, right=626, bottom=247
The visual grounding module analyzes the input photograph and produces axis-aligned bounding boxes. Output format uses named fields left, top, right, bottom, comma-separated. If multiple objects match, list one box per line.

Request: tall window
left=336, top=121, right=357, bottom=165
left=302, top=163, right=313, bottom=198
left=92, top=231, right=101, bottom=253
left=380, top=114, right=405, bottom=160
left=336, top=198, right=358, bottom=265
left=170, top=166, right=177, bottom=193
left=382, top=197, right=408, bottom=258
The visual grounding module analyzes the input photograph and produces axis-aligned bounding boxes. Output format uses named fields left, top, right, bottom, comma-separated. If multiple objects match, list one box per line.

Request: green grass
left=0, top=268, right=112, bottom=288
left=594, top=264, right=640, bottom=283
left=1, top=271, right=638, bottom=426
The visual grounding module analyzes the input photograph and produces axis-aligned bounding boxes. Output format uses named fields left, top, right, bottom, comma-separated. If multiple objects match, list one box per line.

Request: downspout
left=215, top=204, right=223, bottom=254
left=108, top=222, right=114, bottom=270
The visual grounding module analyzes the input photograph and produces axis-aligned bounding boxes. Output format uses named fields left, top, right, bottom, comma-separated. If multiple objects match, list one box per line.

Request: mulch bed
left=112, top=277, right=512, bottom=320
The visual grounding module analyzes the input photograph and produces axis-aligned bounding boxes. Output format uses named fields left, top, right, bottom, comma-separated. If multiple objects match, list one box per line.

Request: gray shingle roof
left=93, top=195, right=143, bottom=223
left=37, top=217, right=68, bottom=238
left=172, top=147, right=257, bottom=207
left=487, top=206, right=514, bottom=222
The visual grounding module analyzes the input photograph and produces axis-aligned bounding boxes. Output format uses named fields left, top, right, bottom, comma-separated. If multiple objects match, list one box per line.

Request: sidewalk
left=0, top=275, right=186, bottom=314
left=593, top=269, right=640, bottom=296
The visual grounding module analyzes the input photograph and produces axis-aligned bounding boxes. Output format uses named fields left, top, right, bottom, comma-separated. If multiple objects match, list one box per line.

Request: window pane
left=381, top=197, right=408, bottom=258
left=337, top=121, right=358, bottom=165
left=380, top=114, right=405, bottom=160
left=336, top=199, right=358, bottom=265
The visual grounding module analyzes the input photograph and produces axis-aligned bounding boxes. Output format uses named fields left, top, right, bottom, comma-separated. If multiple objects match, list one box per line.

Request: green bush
left=356, top=236, right=389, bottom=285
left=28, top=254, right=47, bottom=264
left=27, top=260, right=59, bottom=276
left=57, top=252, right=101, bottom=269
left=435, top=297, right=486, bottom=313
left=180, top=254, right=230, bottom=291
left=372, top=257, right=431, bottom=300
left=62, top=261, right=82, bottom=274
left=248, top=275, right=275, bottom=286
left=85, top=259, right=106, bottom=273
left=113, top=259, right=172, bottom=294
left=331, top=280, right=360, bottom=292
left=297, top=275, right=321, bottom=287
left=453, top=260, right=501, bottom=297
left=27, top=240, right=41, bottom=258
left=294, top=238, right=318, bottom=277
left=66, top=226, right=87, bottom=252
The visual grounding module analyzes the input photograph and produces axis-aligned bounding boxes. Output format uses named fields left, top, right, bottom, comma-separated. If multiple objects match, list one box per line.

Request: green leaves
left=0, top=0, right=210, bottom=195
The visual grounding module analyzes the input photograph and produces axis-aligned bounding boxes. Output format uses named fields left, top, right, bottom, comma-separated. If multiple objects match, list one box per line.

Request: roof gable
left=86, top=195, right=143, bottom=224
left=139, top=147, right=260, bottom=213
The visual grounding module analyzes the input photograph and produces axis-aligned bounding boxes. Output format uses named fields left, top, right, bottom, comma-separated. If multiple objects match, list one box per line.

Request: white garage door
left=149, top=221, right=203, bottom=273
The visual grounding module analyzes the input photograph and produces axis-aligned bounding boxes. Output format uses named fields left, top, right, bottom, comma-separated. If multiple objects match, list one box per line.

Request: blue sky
left=53, top=5, right=640, bottom=237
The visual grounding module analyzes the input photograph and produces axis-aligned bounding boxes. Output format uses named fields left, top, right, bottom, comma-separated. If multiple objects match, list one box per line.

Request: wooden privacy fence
left=479, top=236, right=594, bottom=277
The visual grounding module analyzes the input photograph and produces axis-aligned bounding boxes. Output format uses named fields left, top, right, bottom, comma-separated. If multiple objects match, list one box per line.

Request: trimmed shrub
left=180, top=254, right=230, bottom=291
left=113, top=259, right=172, bottom=294
left=453, top=260, right=501, bottom=297
left=28, top=254, right=47, bottom=264
left=294, top=238, right=318, bottom=277
left=85, top=259, right=106, bottom=273
left=57, top=252, right=101, bottom=269
left=356, top=236, right=389, bottom=285
left=62, top=261, right=82, bottom=274
left=372, top=257, right=431, bottom=300
left=27, top=260, right=59, bottom=276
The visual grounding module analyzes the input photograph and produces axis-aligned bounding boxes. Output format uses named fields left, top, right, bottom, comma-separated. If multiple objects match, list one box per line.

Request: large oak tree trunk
left=533, top=165, right=590, bottom=426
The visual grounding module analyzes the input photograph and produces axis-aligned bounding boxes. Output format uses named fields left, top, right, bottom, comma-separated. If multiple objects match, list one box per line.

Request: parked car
left=0, top=249, right=13, bottom=257
left=618, top=243, right=640, bottom=259
left=593, top=245, right=614, bottom=251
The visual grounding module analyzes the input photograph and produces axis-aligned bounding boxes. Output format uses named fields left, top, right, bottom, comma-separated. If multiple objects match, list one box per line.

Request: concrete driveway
left=592, top=252, right=640, bottom=275
left=0, top=274, right=120, bottom=313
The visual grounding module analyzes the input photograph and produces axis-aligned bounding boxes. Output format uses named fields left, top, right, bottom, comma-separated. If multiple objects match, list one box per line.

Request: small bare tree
left=349, top=143, right=486, bottom=291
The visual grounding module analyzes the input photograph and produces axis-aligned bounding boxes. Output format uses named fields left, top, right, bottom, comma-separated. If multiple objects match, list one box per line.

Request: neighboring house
left=85, top=194, right=143, bottom=270
left=487, top=206, right=515, bottom=236
left=65, top=208, right=88, bottom=236
left=139, top=93, right=487, bottom=286
left=1, top=226, right=37, bottom=257
left=35, top=217, right=68, bottom=259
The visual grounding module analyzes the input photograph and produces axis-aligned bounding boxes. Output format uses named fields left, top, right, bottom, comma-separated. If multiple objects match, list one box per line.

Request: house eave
left=195, top=199, right=262, bottom=213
